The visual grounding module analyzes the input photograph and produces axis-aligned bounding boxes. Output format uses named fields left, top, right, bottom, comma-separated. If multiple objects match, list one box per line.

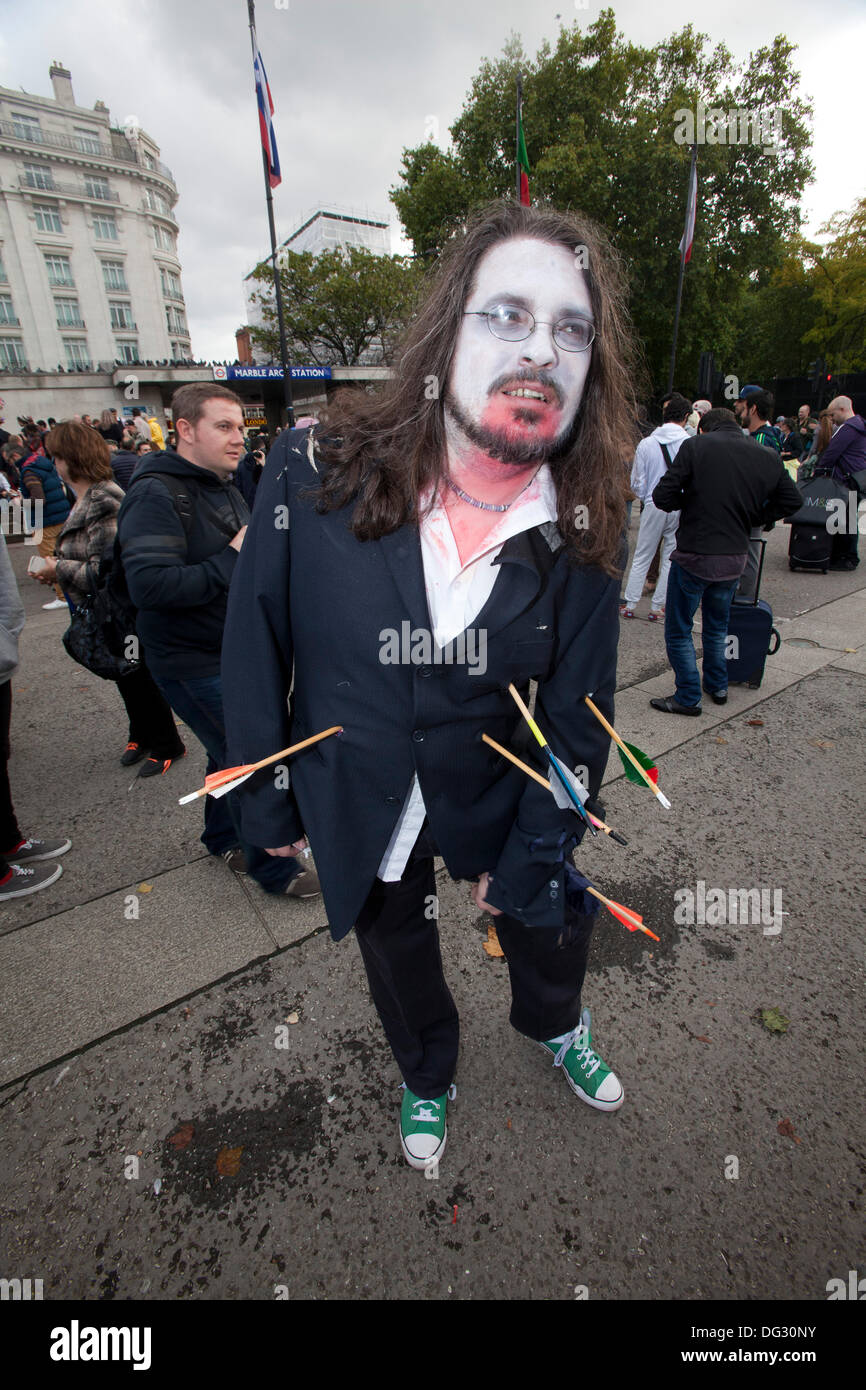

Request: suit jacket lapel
left=379, top=523, right=433, bottom=634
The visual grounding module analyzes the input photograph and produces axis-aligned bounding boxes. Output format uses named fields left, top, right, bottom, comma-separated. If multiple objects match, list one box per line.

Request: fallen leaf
left=182, top=1007, right=191, bottom=1018
left=714, top=737, right=728, bottom=744
left=705, top=1001, right=717, bottom=1007
left=137, top=882, right=153, bottom=893
left=482, top=924, right=504, bottom=958
left=285, top=1011, right=299, bottom=1024
left=168, top=1123, right=194, bottom=1150
left=506, top=1118, right=512, bottom=1130
left=844, top=648, right=856, bottom=653
left=761, top=1007, right=790, bottom=1034
left=747, top=719, right=764, bottom=727
left=695, top=1035, right=711, bottom=1044
left=777, top=1118, right=801, bottom=1143
left=216, top=1145, right=243, bottom=1177
left=807, top=739, right=834, bottom=750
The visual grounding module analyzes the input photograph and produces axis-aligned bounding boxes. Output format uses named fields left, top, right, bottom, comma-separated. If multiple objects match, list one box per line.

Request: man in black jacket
left=223, top=200, right=642, bottom=1170
left=117, top=383, right=318, bottom=898
left=651, top=408, right=801, bottom=714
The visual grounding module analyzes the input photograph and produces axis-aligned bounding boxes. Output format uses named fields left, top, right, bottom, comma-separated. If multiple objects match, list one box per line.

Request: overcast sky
left=1, top=0, right=862, bottom=362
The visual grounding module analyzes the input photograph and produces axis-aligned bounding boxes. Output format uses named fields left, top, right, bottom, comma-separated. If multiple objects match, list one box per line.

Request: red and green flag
left=517, top=80, right=530, bottom=206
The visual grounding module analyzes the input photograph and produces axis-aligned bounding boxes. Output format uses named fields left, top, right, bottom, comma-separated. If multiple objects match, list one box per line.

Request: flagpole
left=515, top=74, right=522, bottom=202
left=667, top=142, right=697, bottom=395
left=247, top=0, right=294, bottom=429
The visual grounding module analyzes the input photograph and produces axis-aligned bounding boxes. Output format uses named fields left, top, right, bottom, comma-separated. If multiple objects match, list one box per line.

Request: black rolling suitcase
left=726, top=540, right=780, bottom=688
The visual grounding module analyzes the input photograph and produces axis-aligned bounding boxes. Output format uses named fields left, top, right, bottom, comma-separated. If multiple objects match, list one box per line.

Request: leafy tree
left=802, top=198, right=866, bottom=373
left=389, top=9, right=814, bottom=392
left=248, top=245, right=425, bottom=367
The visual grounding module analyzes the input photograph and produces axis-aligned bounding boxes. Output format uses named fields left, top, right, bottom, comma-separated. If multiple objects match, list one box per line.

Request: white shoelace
left=553, top=1025, right=601, bottom=1078
left=401, top=1081, right=457, bottom=1121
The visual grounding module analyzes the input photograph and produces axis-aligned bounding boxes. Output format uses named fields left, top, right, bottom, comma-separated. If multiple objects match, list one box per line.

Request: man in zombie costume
left=223, top=201, right=641, bottom=1170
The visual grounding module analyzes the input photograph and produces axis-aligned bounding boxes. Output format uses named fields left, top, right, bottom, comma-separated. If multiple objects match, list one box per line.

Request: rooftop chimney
left=49, top=62, right=75, bottom=107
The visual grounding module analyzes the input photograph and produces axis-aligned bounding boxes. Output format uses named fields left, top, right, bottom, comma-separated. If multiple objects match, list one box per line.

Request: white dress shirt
left=376, top=464, right=559, bottom=880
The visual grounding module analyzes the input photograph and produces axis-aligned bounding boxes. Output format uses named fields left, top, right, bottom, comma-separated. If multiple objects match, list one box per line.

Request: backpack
left=92, top=472, right=196, bottom=668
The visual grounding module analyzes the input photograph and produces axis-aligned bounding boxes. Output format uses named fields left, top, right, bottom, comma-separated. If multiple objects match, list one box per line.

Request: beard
left=444, top=389, right=576, bottom=465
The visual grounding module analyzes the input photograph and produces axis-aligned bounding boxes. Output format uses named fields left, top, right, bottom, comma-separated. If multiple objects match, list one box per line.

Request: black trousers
left=354, top=835, right=596, bottom=1098
left=114, top=663, right=185, bottom=759
left=0, top=680, right=21, bottom=876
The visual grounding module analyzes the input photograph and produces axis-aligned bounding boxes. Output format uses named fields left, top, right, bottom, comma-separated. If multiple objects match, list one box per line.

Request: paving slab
left=0, top=859, right=277, bottom=1084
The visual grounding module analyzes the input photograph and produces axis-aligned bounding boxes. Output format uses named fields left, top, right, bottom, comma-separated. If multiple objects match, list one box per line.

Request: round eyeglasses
left=464, top=303, right=596, bottom=352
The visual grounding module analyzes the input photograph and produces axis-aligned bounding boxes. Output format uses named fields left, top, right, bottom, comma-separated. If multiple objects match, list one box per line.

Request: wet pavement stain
left=158, top=1078, right=324, bottom=1211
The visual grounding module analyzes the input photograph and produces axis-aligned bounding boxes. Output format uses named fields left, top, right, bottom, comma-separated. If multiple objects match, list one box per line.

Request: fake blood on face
left=481, top=390, right=561, bottom=444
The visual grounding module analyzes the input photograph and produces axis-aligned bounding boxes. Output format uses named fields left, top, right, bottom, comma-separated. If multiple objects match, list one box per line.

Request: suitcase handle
left=768, top=627, right=781, bottom=656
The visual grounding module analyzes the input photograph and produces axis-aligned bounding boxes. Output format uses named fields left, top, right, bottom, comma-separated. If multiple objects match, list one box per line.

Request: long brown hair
left=814, top=411, right=832, bottom=457
left=314, top=200, right=645, bottom=573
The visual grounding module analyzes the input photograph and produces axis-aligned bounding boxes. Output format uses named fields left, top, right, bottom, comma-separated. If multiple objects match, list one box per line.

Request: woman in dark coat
left=30, top=421, right=185, bottom=776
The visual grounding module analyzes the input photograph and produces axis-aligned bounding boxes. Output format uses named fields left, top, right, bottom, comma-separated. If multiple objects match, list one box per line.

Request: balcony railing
left=0, top=315, right=20, bottom=327
left=0, top=121, right=175, bottom=184
left=161, top=288, right=185, bottom=302
left=19, top=173, right=120, bottom=202
left=141, top=200, right=177, bottom=224
left=57, top=318, right=86, bottom=329
left=110, top=320, right=137, bottom=331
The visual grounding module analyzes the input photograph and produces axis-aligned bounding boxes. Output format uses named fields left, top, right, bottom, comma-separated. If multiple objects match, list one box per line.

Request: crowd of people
left=1, top=201, right=865, bottom=1172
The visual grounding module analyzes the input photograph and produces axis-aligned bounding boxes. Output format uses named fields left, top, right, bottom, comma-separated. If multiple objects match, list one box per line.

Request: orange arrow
left=179, top=726, right=343, bottom=804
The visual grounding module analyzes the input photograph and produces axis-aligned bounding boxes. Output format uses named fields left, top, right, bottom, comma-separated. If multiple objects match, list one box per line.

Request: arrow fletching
left=548, top=761, right=589, bottom=812
left=603, top=895, right=660, bottom=942
left=617, top=741, right=658, bottom=785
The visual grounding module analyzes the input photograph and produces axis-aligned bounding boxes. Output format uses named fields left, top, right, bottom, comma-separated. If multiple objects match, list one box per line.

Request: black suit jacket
left=222, top=430, right=620, bottom=940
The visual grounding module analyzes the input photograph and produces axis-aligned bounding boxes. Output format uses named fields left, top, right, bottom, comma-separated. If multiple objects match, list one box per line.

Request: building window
left=74, top=127, right=102, bottom=155
left=63, top=339, right=90, bottom=370
left=109, top=301, right=134, bottom=329
left=0, top=294, right=18, bottom=325
left=142, top=152, right=155, bottom=170
left=45, top=254, right=74, bottom=287
left=160, top=267, right=183, bottom=300
left=55, top=298, right=84, bottom=328
left=0, top=339, right=26, bottom=369
left=0, top=250, right=7, bottom=282
left=12, top=113, right=42, bottom=142
left=153, top=225, right=174, bottom=253
left=34, top=204, right=63, bottom=233
left=115, top=341, right=139, bottom=363
left=101, top=260, right=128, bottom=292
left=144, top=188, right=171, bottom=216
left=93, top=213, right=118, bottom=240
left=23, top=163, right=54, bottom=190
left=84, top=175, right=111, bottom=201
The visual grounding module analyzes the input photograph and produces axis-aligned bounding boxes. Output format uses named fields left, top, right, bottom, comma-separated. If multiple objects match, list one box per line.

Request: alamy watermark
left=379, top=621, right=488, bottom=676
left=674, top=881, right=785, bottom=935
left=674, top=102, right=783, bottom=154
left=1, top=498, right=43, bottom=544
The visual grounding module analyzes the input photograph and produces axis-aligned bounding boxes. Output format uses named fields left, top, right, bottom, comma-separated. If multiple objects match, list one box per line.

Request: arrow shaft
left=507, top=684, right=597, bottom=835
left=584, top=696, right=666, bottom=804
left=481, top=735, right=626, bottom=843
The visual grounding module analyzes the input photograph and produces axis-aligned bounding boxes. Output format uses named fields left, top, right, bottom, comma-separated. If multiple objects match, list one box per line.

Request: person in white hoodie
left=0, top=535, right=71, bottom=899
left=620, top=393, right=691, bottom=620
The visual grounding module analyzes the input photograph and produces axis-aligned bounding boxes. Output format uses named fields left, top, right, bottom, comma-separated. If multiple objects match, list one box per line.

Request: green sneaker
left=399, top=1084, right=456, bottom=1170
left=540, top=1008, right=624, bottom=1111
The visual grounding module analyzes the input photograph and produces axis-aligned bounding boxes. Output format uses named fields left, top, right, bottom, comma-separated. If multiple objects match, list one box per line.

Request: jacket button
left=385, top=795, right=401, bottom=806
left=418, top=666, right=432, bottom=678
left=412, top=729, right=425, bottom=743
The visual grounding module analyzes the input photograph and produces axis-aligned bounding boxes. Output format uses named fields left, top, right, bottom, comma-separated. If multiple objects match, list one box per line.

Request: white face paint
left=445, top=236, right=594, bottom=466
